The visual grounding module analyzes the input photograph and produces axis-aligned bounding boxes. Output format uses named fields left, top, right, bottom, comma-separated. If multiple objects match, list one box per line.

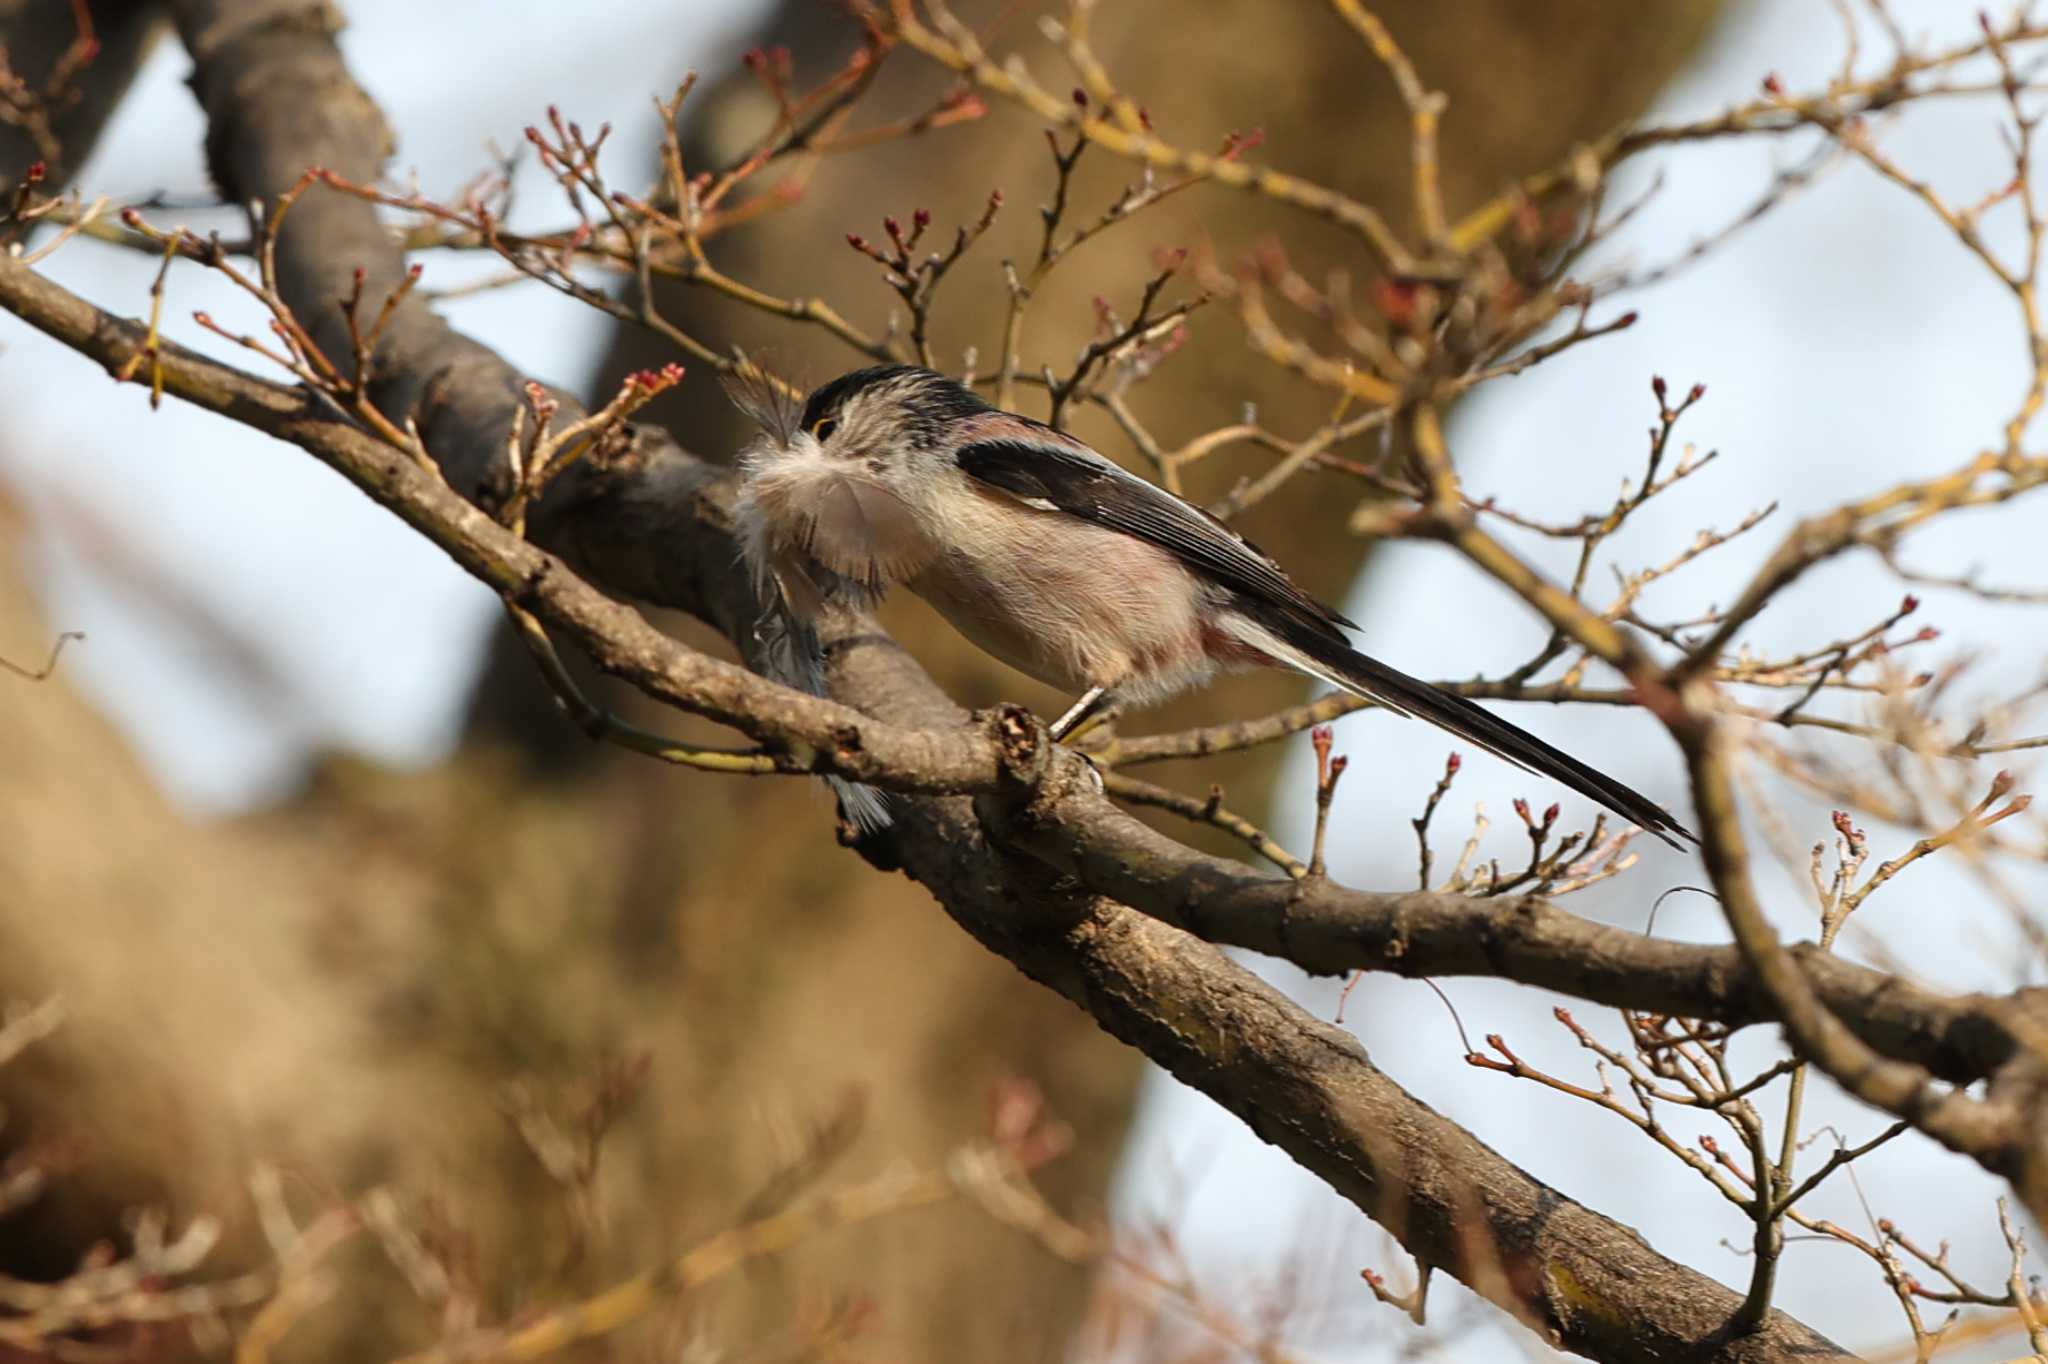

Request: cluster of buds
left=1650, top=373, right=1708, bottom=414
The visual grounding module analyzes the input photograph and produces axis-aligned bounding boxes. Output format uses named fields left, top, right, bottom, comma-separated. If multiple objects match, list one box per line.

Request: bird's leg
left=1062, top=704, right=1123, bottom=749
left=1049, top=685, right=1119, bottom=743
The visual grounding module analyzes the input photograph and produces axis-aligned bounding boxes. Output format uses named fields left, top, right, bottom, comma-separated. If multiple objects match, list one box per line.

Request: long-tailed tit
left=726, top=363, right=1694, bottom=846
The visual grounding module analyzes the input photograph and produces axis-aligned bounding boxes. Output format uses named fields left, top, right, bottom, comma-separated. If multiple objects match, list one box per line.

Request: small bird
left=726, top=362, right=1694, bottom=846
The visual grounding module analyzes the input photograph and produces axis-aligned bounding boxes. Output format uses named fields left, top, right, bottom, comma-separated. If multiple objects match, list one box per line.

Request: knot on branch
left=988, top=702, right=1053, bottom=799
left=825, top=722, right=868, bottom=771
left=976, top=702, right=1100, bottom=839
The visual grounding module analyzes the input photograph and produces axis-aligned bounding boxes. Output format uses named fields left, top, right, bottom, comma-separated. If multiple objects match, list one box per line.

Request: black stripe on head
left=799, top=365, right=991, bottom=433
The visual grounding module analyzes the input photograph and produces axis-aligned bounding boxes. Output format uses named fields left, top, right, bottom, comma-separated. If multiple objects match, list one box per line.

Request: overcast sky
left=4, top=2, right=2045, bottom=1358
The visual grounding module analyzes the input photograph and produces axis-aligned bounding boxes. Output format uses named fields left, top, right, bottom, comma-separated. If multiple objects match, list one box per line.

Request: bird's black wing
left=956, top=438, right=1356, bottom=639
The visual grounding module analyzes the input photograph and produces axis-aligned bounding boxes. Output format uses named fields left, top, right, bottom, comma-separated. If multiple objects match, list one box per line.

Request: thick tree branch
left=996, top=788, right=2046, bottom=1089
left=170, top=0, right=638, bottom=532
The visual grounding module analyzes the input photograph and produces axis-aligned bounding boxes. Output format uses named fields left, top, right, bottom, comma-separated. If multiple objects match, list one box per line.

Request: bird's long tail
left=1244, top=619, right=1696, bottom=849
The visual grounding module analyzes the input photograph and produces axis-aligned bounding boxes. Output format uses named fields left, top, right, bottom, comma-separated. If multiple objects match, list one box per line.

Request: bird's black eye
left=811, top=417, right=837, bottom=442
